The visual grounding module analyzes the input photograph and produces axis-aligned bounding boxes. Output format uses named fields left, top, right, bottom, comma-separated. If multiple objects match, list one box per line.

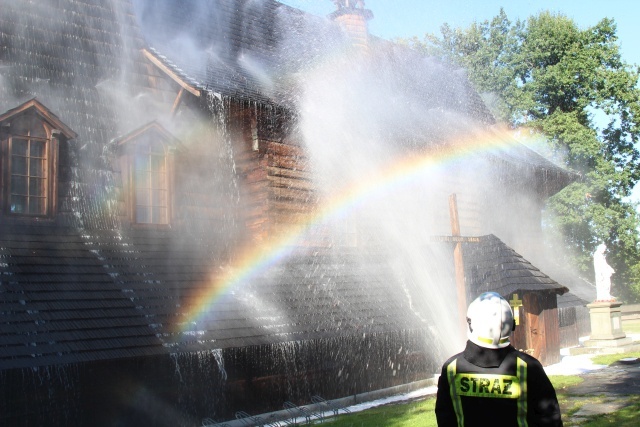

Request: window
left=116, top=122, right=178, bottom=226
left=9, top=116, right=49, bottom=215
left=0, top=99, right=76, bottom=218
left=134, top=139, right=168, bottom=224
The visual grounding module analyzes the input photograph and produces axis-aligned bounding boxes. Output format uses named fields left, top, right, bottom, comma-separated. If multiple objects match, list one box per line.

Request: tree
left=406, top=10, right=640, bottom=301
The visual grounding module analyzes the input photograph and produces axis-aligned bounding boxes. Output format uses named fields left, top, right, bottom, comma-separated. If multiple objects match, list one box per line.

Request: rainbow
left=180, top=127, right=535, bottom=330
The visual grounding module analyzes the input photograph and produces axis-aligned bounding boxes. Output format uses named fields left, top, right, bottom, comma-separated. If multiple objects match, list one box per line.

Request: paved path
left=568, top=359, right=640, bottom=395
left=563, top=358, right=640, bottom=423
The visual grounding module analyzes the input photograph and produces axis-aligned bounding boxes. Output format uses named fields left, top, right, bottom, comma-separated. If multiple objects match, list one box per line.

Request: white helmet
left=466, top=292, right=514, bottom=349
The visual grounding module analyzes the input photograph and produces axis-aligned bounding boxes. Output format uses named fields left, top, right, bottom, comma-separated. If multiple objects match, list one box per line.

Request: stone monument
left=585, top=243, right=631, bottom=349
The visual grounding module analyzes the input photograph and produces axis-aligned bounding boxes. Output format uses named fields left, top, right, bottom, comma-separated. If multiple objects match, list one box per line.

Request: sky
left=279, top=0, right=640, bottom=67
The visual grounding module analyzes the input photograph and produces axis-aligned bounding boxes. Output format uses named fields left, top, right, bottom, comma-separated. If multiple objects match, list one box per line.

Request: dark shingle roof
left=133, top=0, right=498, bottom=124
left=0, top=223, right=429, bottom=369
left=112, top=233, right=428, bottom=352
left=0, top=224, right=164, bottom=370
left=463, top=234, right=569, bottom=299
left=541, top=264, right=596, bottom=308
left=132, top=0, right=334, bottom=104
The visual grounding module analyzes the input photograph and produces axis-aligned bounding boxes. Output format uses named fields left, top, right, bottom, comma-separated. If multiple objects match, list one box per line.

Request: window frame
left=0, top=99, right=76, bottom=219
left=116, top=122, right=178, bottom=227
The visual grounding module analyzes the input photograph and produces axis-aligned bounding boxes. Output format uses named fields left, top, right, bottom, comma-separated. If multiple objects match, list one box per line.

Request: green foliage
left=407, top=9, right=640, bottom=301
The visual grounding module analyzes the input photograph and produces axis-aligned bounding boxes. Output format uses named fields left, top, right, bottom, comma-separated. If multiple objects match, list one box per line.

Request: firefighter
left=435, top=292, right=562, bottom=426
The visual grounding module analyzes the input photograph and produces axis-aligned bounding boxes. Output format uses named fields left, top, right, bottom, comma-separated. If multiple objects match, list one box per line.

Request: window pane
left=31, top=140, right=46, bottom=158
left=31, top=158, right=46, bottom=177
left=11, top=176, right=27, bottom=195
left=151, top=155, right=165, bottom=172
left=152, top=207, right=167, bottom=223
left=136, top=207, right=150, bottom=223
left=29, top=177, right=46, bottom=196
left=135, top=142, right=150, bottom=154
left=29, top=197, right=46, bottom=215
left=135, top=155, right=150, bottom=171
left=12, top=139, right=28, bottom=156
left=150, top=172, right=166, bottom=190
left=136, top=170, right=150, bottom=188
left=10, top=196, right=26, bottom=213
left=148, top=140, right=164, bottom=154
left=151, top=189, right=167, bottom=206
left=12, top=156, right=27, bottom=175
left=136, top=189, right=150, bottom=205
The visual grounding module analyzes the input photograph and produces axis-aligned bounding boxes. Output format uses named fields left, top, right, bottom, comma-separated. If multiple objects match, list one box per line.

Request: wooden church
left=0, top=0, right=576, bottom=425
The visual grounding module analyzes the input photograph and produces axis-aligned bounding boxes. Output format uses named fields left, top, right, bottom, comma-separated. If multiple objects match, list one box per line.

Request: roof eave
left=142, top=48, right=202, bottom=98
left=0, top=98, right=78, bottom=139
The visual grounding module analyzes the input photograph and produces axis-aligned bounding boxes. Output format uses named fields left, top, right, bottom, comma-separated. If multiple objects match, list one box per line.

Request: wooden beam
left=449, top=193, right=467, bottom=335
left=171, top=87, right=185, bottom=116
left=267, top=141, right=306, bottom=157
left=141, top=49, right=201, bottom=97
left=431, top=235, right=481, bottom=243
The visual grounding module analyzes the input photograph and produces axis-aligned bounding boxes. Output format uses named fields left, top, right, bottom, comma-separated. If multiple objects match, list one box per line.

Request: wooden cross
left=432, top=194, right=483, bottom=334
left=449, top=194, right=467, bottom=334
left=509, top=293, right=523, bottom=325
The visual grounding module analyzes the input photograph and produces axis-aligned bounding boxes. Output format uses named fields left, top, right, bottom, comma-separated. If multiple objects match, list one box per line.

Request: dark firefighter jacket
left=435, top=341, right=563, bottom=427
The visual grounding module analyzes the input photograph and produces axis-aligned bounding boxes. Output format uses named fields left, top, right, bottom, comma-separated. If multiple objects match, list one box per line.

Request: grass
left=319, top=398, right=438, bottom=426
left=622, top=318, right=640, bottom=334
left=544, top=376, right=586, bottom=424
left=591, top=351, right=640, bottom=366
left=549, top=375, right=583, bottom=390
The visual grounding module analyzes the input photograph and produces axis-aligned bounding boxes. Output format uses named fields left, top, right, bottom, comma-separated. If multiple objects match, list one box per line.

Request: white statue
left=593, top=243, right=615, bottom=301
left=332, top=0, right=365, bottom=9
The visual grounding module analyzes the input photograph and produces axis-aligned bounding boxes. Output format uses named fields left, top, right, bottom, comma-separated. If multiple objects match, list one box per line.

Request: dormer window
left=116, top=122, right=178, bottom=226
left=0, top=99, right=76, bottom=218
left=134, top=139, right=168, bottom=224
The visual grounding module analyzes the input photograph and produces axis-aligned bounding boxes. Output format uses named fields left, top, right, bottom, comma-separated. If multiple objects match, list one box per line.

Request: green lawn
left=591, top=351, right=640, bottom=366
left=622, top=318, right=640, bottom=334
left=318, top=398, right=438, bottom=427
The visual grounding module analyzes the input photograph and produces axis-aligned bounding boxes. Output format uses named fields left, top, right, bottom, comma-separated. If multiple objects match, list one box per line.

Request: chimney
left=329, top=1, right=374, bottom=51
